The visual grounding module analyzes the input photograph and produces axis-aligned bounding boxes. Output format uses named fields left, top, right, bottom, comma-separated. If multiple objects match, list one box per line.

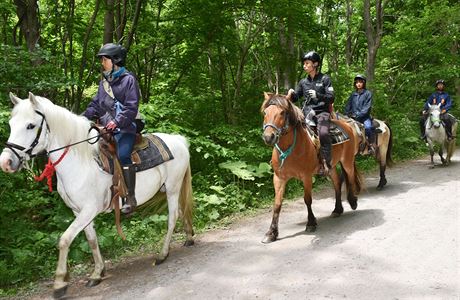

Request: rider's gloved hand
left=105, top=121, right=117, bottom=131
left=307, top=89, right=317, bottom=99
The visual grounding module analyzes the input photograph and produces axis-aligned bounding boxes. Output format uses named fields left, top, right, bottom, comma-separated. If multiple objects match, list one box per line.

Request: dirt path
left=25, top=152, right=460, bottom=300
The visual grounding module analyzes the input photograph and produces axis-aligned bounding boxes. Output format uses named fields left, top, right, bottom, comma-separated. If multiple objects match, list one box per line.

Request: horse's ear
left=428, top=103, right=432, bottom=109
left=9, top=92, right=22, bottom=105
left=264, top=92, right=273, bottom=101
left=28, top=92, right=40, bottom=108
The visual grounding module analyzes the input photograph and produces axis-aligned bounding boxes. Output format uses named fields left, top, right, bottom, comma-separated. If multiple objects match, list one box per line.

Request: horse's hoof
left=153, top=254, right=169, bottom=266
left=429, top=165, right=435, bottom=169
left=86, top=278, right=102, bottom=287
left=349, top=199, right=358, bottom=210
left=53, top=285, right=68, bottom=299
left=305, top=225, right=316, bottom=232
left=184, top=239, right=194, bottom=247
left=261, top=234, right=276, bottom=244
left=330, top=212, right=341, bottom=218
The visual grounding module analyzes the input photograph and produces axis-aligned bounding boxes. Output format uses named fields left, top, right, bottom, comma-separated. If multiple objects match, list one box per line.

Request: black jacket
left=291, top=73, right=335, bottom=114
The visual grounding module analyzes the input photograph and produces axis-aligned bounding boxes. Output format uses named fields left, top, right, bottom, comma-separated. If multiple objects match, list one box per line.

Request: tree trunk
left=363, top=0, right=385, bottom=84
left=345, top=0, right=353, bottom=66
left=13, top=0, right=40, bottom=52
left=103, top=0, right=115, bottom=43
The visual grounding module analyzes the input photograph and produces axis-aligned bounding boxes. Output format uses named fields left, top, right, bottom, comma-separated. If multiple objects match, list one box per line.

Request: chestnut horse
left=261, top=93, right=362, bottom=243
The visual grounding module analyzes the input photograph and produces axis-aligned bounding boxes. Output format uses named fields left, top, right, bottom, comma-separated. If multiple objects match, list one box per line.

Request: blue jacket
left=345, top=89, right=372, bottom=121
left=424, top=91, right=452, bottom=112
left=84, top=71, right=140, bottom=134
left=291, top=72, right=335, bottom=114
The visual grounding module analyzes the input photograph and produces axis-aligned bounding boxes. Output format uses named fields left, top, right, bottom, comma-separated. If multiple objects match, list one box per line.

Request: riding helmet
left=354, top=74, right=367, bottom=87
left=435, top=79, right=445, bottom=87
left=97, top=43, right=127, bottom=66
left=301, top=51, right=321, bottom=66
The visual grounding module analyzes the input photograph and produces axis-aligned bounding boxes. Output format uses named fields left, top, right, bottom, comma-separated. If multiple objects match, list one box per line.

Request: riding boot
left=444, top=121, right=453, bottom=141
left=318, top=143, right=332, bottom=176
left=121, top=164, right=137, bottom=214
left=419, top=116, right=427, bottom=141
left=367, top=130, right=377, bottom=155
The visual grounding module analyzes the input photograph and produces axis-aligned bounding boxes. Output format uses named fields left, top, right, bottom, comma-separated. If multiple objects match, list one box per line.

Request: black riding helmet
left=354, top=74, right=367, bottom=88
left=301, top=51, right=321, bottom=67
left=435, top=79, right=445, bottom=87
left=97, top=43, right=127, bottom=67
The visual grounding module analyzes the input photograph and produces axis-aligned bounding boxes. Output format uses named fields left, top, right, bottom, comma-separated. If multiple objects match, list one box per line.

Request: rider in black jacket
left=288, top=51, right=335, bottom=176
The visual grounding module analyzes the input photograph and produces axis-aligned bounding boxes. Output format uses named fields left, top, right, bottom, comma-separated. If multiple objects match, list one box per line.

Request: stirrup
left=318, top=161, right=331, bottom=176
left=121, top=197, right=136, bottom=215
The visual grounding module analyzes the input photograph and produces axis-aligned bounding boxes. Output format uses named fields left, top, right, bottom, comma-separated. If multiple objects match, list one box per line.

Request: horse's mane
left=260, top=93, right=305, bottom=128
left=35, top=96, right=96, bottom=161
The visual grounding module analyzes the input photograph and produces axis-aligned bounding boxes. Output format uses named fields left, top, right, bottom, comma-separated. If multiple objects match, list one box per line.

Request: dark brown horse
left=261, top=93, right=362, bottom=243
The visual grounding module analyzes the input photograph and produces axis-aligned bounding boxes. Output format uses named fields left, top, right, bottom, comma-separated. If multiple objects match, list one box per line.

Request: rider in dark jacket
left=288, top=51, right=335, bottom=176
left=345, top=74, right=376, bottom=154
left=420, top=79, right=453, bottom=141
left=83, top=43, right=140, bottom=214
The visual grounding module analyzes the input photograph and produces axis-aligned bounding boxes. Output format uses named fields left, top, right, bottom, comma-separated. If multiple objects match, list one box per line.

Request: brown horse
left=339, top=115, right=393, bottom=190
left=261, top=93, right=362, bottom=243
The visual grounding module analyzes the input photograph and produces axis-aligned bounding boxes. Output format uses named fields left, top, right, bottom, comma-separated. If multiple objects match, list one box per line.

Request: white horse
left=0, top=92, right=194, bottom=298
left=425, top=103, right=457, bottom=168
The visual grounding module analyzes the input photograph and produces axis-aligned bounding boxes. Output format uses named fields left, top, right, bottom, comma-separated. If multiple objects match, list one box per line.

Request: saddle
left=97, top=132, right=174, bottom=175
left=305, top=119, right=350, bottom=149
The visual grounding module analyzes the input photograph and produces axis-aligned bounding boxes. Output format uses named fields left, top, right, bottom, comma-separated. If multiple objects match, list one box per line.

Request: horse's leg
left=342, top=162, right=358, bottom=210
left=302, top=176, right=317, bottom=232
left=262, top=175, right=286, bottom=243
left=429, top=142, right=435, bottom=168
left=53, top=208, right=97, bottom=299
left=376, top=144, right=387, bottom=190
left=439, top=146, right=446, bottom=165
left=330, top=167, right=343, bottom=218
left=83, top=221, right=105, bottom=287
left=154, top=190, right=180, bottom=265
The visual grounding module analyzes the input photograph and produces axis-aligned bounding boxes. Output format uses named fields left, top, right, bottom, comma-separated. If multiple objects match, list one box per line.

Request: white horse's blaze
left=0, top=92, right=194, bottom=297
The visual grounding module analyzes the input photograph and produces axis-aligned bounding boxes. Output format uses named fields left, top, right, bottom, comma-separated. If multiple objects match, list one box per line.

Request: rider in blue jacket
left=420, top=79, right=453, bottom=141
left=344, top=74, right=376, bottom=154
left=83, top=43, right=141, bottom=214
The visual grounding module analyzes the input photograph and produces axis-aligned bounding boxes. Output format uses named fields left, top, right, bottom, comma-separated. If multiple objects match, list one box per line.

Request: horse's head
left=428, top=103, right=442, bottom=129
left=260, top=92, right=303, bottom=146
left=0, top=92, right=49, bottom=172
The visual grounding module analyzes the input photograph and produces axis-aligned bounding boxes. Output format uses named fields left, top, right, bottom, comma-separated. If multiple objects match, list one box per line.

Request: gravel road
left=25, top=151, right=460, bottom=300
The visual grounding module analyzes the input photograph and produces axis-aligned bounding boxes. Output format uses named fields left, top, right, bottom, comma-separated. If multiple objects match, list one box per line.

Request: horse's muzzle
left=0, top=150, right=20, bottom=173
left=262, top=132, right=278, bottom=146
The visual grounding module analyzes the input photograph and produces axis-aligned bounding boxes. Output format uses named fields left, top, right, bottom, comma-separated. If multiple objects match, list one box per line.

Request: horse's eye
left=27, top=124, right=35, bottom=130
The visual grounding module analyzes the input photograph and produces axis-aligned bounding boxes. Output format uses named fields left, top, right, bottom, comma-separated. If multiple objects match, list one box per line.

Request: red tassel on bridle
left=34, top=147, right=70, bottom=192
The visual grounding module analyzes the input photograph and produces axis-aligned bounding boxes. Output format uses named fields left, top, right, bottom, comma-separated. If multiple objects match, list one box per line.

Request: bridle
left=262, top=101, right=297, bottom=169
left=4, top=110, right=49, bottom=165
left=4, top=110, right=105, bottom=168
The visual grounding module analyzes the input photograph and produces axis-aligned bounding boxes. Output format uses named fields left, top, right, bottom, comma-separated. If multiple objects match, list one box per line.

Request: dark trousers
left=420, top=113, right=452, bottom=137
left=316, top=112, right=332, bottom=165
left=114, top=132, right=136, bottom=166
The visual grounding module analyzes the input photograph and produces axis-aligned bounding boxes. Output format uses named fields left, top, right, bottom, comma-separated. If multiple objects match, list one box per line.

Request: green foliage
left=0, top=0, right=459, bottom=294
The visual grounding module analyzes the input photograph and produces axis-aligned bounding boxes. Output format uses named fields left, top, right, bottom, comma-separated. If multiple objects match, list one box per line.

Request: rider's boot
left=318, top=144, right=332, bottom=176
left=121, top=164, right=137, bottom=214
left=367, top=131, right=377, bottom=155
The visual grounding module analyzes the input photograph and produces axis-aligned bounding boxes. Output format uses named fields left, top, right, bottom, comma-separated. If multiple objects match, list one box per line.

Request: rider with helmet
left=83, top=43, right=141, bottom=214
left=420, top=79, right=453, bottom=141
left=344, top=74, right=376, bottom=154
left=288, top=51, right=335, bottom=176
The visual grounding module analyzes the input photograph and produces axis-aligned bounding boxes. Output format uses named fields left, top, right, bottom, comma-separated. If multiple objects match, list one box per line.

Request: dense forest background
left=0, top=0, right=458, bottom=294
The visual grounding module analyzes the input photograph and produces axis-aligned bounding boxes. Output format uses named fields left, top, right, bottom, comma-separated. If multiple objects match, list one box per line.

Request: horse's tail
left=179, top=163, right=194, bottom=238
left=353, top=161, right=363, bottom=195
left=385, top=122, right=394, bottom=167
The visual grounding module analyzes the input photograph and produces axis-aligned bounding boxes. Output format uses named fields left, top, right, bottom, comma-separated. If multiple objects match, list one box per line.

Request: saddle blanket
left=305, top=120, right=349, bottom=147
left=97, top=133, right=174, bottom=174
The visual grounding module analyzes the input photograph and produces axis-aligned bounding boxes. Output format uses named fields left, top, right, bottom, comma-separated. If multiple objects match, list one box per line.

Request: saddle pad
left=305, top=121, right=349, bottom=146
left=97, top=134, right=174, bottom=174
left=329, top=122, right=349, bottom=145
left=132, top=134, right=174, bottom=172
